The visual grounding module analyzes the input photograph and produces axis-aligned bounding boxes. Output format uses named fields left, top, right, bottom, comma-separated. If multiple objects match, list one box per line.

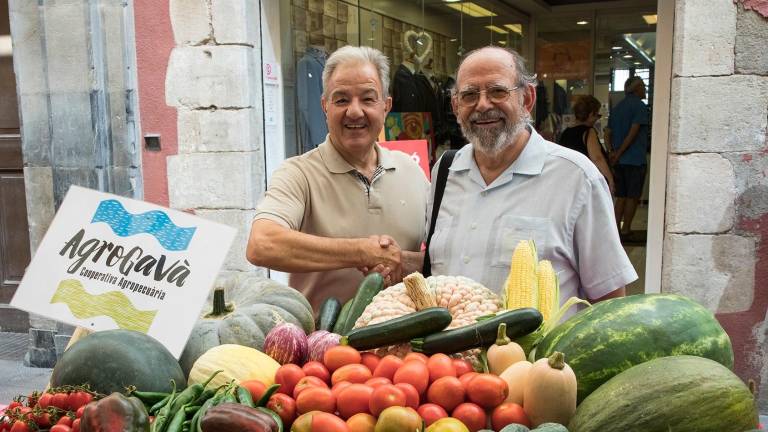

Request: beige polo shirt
left=255, top=137, right=429, bottom=310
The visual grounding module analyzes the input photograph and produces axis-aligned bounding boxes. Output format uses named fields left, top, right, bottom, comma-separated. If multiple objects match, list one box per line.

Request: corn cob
left=536, top=260, right=559, bottom=322
left=504, top=240, right=539, bottom=310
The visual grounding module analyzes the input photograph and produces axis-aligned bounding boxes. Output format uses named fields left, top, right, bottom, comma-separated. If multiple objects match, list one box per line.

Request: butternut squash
left=487, top=323, right=527, bottom=375
left=499, top=360, right=532, bottom=405
left=522, top=351, right=576, bottom=427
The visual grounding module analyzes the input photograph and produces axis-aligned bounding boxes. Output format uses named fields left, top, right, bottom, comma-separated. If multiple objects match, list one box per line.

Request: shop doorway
left=0, top=0, right=31, bottom=332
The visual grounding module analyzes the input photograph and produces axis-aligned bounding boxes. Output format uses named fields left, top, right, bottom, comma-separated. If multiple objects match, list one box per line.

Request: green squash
left=51, top=329, right=185, bottom=394
left=533, top=424, right=569, bottom=432
left=179, top=274, right=314, bottom=376
left=534, top=293, right=733, bottom=403
left=569, top=355, right=758, bottom=432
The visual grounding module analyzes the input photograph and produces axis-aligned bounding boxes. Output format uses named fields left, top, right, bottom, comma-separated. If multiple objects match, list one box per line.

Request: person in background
left=559, top=95, right=615, bottom=193
left=605, top=76, right=650, bottom=238
left=246, top=46, right=428, bottom=310
left=425, top=46, right=635, bottom=307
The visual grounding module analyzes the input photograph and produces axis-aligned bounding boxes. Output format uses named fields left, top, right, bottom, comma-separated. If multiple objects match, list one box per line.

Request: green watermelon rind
left=568, top=355, right=758, bottom=432
left=534, top=294, right=734, bottom=403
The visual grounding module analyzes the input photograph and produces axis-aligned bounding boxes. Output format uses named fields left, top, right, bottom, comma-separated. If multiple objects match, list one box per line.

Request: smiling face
left=322, top=61, right=392, bottom=155
left=452, top=49, right=534, bottom=156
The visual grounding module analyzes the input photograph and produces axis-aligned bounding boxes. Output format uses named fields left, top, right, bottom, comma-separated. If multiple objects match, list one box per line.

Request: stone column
left=166, top=0, right=265, bottom=276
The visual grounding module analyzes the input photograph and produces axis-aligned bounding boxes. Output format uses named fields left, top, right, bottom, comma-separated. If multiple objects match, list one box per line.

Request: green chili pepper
left=151, top=380, right=178, bottom=432
left=236, top=385, right=255, bottom=408
left=130, top=390, right=170, bottom=407
left=166, top=403, right=188, bottom=432
left=254, top=384, right=280, bottom=407
left=194, top=392, right=223, bottom=432
left=168, top=370, right=223, bottom=415
left=149, top=394, right=172, bottom=415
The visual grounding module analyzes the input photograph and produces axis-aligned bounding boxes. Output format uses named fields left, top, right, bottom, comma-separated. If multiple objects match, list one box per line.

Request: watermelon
left=568, top=355, right=758, bottom=432
left=534, top=294, right=733, bottom=403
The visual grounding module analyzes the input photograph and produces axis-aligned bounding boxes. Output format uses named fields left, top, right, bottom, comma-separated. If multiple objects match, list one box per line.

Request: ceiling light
left=0, top=35, right=11, bottom=57
left=576, top=20, right=589, bottom=25
left=444, top=0, right=461, bottom=2
left=643, top=14, right=658, bottom=25
left=612, top=46, right=622, bottom=50
left=504, top=24, right=523, bottom=35
left=623, top=54, right=633, bottom=58
left=634, top=62, right=641, bottom=65
left=498, top=41, right=507, bottom=45
left=450, top=38, right=458, bottom=42
left=445, top=2, right=497, bottom=18
left=485, top=25, right=508, bottom=34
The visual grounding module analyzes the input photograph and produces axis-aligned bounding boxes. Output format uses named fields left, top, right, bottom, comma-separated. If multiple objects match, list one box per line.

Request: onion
left=263, top=323, right=308, bottom=365
left=307, top=330, right=341, bottom=363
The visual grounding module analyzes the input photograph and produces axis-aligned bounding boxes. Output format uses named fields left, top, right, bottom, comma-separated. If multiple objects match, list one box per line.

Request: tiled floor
left=621, top=203, right=648, bottom=296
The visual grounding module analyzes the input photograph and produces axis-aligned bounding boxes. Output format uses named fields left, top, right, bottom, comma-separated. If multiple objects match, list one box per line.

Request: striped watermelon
left=534, top=294, right=734, bottom=403
left=569, top=355, right=758, bottom=432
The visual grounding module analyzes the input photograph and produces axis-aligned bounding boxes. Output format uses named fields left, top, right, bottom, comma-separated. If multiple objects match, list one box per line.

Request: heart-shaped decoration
left=403, top=30, right=433, bottom=65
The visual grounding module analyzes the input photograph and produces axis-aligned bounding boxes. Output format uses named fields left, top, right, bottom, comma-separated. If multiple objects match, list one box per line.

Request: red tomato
left=452, top=402, right=487, bottom=432
left=296, top=387, right=336, bottom=414
left=331, top=364, right=372, bottom=385
left=6, top=402, right=22, bottom=410
left=394, top=383, right=420, bottom=410
left=67, top=391, right=92, bottom=410
left=266, top=393, right=297, bottom=427
left=302, top=361, right=331, bottom=384
left=311, top=412, right=350, bottom=432
left=25, top=393, right=38, bottom=409
left=71, top=419, right=80, bottom=432
left=36, top=393, right=53, bottom=409
left=466, top=374, right=509, bottom=409
left=336, top=384, right=374, bottom=419
left=51, top=393, right=69, bottom=410
left=360, top=353, right=380, bottom=372
left=292, top=376, right=329, bottom=399
left=56, top=416, right=73, bottom=427
left=32, top=412, right=51, bottom=428
left=453, top=359, right=475, bottom=376
left=275, top=364, right=307, bottom=396
left=75, top=406, right=85, bottom=419
left=427, top=376, right=465, bottom=412
left=491, top=402, right=531, bottom=429
left=427, top=354, right=457, bottom=382
left=393, top=360, right=429, bottom=395
left=403, top=352, right=428, bottom=363
left=10, top=421, right=30, bottom=432
left=50, top=425, right=72, bottom=432
left=346, top=412, right=376, bottom=432
left=364, top=377, right=391, bottom=388
left=240, top=379, right=268, bottom=402
left=368, top=384, right=406, bottom=417
left=323, top=346, right=361, bottom=372
left=417, top=403, right=449, bottom=427
left=331, top=381, right=353, bottom=399
left=372, top=355, right=404, bottom=381
left=458, top=372, right=479, bottom=389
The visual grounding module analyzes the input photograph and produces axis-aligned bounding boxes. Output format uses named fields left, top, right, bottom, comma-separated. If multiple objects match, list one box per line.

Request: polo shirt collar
left=319, top=136, right=395, bottom=174
left=449, top=126, right=547, bottom=178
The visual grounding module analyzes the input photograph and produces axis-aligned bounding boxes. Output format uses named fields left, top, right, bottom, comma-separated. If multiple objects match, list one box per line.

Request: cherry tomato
left=427, top=353, right=457, bottom=382
left=452, top=402, right=487, bottom=432
left=336, top=384, right=374, bottom=419
left=491, top=402, right=531, bottom=429
left=368, top=384, right=406, bottom=417
left=323, top=346, right=361, bottom=372
left=466, top=374, right=508, bottom=409
left=302, top=361, right=331, bottom=384
left=360, top=353, right=380, bottom=372
left=393, top=359, right=429, bottom=395
left=9, top=421, right=30, bottom=432
left=51, top=393, right=69, bottom=410
left=427, top=376, right=465, bottom=412
left=331, top=364, right=372, bottom=385
left=372, top=355, right=404, bottom=381
left=66, top=392, right=92, bottom=410
left=75, top=406, right=85, bottom=419
left=6, top=402, right=22, bottom=410
left=266, top=393, right=297, bottom=427
left=364, top=377, right=391, bottom=388
left=71, top=419, right=80, bottom=432
left=32, top=412, right=51, bottom=428
left=275, top=364, right=306, bottom=396
left=394, top=383, right=420, bottom=410
left=50, top=425, right=72, bottom=432
left=240, top=380, right=268, bottom=402
left=292, top=376, right=329, bottom=399
left=295, top=387, right=335, bottom=414
left=417, top=403, right=449, bottom=427
left=36, top=394, right=53, bottom=409
left=453, top=358, right=475, bottom=376
left=403, top=352, right=428, bottom=363
left=56, top=416, right=73, bottom=427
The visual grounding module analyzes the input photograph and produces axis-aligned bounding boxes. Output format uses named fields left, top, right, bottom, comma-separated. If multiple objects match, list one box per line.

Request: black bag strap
left=422, top=150, right=457, bottom=276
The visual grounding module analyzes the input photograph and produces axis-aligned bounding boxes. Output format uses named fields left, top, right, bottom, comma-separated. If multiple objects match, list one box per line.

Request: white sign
left=11, top=186, right=236, bottom=357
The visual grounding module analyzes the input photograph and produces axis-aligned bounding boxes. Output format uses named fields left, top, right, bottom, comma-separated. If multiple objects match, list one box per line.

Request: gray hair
left=453, top=46, right=537, bottom=95
left=322, top=46, right=390, bottom=98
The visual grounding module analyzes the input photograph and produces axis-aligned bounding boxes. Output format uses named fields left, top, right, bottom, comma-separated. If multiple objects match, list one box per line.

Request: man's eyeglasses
left=456, top=85, right=521, bottom=107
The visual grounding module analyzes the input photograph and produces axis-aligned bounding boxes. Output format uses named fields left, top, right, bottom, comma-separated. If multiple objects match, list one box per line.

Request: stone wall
left=165, top=0, right=265, bottom=275
left=664, top=0, right=768, bottom=410
left=9, top=0, right=142, bottom=365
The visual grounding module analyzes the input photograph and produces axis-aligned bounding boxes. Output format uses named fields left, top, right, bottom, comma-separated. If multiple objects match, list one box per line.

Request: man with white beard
left=424, top=46, right=636, bottom=305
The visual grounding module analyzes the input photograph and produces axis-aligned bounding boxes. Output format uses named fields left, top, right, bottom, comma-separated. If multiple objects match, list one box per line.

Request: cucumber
left=341, top=307, right=453, bottom=350
left=410, top=308, right=543, bottom=355
left=340, top=273, right=384, bottom=335
left=332, top=299, right=353, bottom=334
left=316, top=297, right=342, bottom=331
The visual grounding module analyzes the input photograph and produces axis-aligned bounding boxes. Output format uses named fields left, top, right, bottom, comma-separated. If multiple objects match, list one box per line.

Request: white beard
left=460, top=108, right=530, bottom=157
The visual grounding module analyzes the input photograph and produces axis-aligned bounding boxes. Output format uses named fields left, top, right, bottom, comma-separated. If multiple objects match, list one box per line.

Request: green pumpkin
left=51, top=330, right=185, bottom=394
left=179, top=274, right=314, bottom=376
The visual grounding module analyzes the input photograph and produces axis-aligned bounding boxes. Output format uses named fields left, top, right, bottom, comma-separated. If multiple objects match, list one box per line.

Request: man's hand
left=359, top=235, right=403, bottom=286
left=609, top=151, right=620, bottom=166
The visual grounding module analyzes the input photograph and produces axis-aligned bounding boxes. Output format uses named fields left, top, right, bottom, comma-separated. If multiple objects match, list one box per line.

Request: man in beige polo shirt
left=246, top=46, right=428, bottom=310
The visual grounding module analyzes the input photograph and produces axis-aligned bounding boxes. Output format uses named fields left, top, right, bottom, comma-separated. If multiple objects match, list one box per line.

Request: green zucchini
left=340, top=273, right=384, bottom=335
left=410, top=308, right=543, bottom=355
left=332, top=299, right=353, bottom=334
left=341, top=307, right=453, bottom=350
left=316, top=297, right=342, bottom=331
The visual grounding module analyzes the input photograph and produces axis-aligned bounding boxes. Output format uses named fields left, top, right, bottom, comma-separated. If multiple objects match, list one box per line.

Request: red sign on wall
left=379, top=140, right=430, bottom=180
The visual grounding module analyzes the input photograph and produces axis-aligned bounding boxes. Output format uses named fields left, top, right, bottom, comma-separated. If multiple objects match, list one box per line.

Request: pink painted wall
left=134, top=0, right=177, bottom=206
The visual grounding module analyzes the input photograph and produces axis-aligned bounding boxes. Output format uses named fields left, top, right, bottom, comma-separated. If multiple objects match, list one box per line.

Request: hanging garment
left=296, top=46, right=328, bottom=153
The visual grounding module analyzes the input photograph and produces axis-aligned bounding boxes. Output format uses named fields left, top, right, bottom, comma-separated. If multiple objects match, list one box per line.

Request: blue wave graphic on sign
left=91, top=200, right=196, bottom=251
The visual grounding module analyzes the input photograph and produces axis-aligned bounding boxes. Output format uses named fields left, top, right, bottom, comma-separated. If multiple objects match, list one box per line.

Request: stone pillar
left=9, top=0, right=141, bottom=365
left=166, top=0, right=266, bottom=276
left=663, top=0, right=768, bottom=410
